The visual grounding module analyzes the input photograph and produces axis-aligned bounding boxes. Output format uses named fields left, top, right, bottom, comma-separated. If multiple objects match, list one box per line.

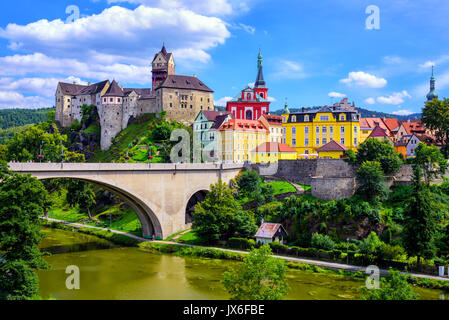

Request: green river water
left=38, top=228, right=446, bottom=300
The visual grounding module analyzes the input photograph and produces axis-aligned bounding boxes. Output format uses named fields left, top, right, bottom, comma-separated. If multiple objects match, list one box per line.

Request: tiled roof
left=401, top=121, right=426, bottom=135
left=59, top=82, right=88, bottom=96
left=219, top=119, right=268, bottom=132
left=252, top=142, right=297, bottom=154
left=360, top=118, right=392, bottom=136
left=262, top=114, right=283, bottom=125
left=103, top=80, right=124, bottom=97
left=368, top=125, right=389, bottom=138
left=255, top=223, right=284, bottom=239
left=152, top=45, right=173, bottom=65
left=124, top=88, right=152, bottom=96
left=157, top=75, right=213, bottom=93
left=383, top=118, right=400, bottom=132
left=201, top=110, right=231, bottom=122
left=316, top=140, right=348, bottom=152
left=210, top=114, right=231, bottom=130
left=77, top=80, right=109, bottom=95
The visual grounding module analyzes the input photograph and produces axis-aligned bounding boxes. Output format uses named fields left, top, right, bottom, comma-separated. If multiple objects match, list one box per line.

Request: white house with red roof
left=255, top=222, right=288, bottom=245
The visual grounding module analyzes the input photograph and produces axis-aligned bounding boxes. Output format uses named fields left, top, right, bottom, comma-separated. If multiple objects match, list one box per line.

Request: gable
left=153, top=52, right=167, bottom=65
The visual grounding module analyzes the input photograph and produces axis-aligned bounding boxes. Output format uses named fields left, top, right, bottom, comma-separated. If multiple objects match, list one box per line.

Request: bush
left=268, top=242, right=289, bottom=254
left=311, top=233, right=335, bottom=251
left=227, top=238, right=256, bottom=250
left=380, top=244, right=406, bottom=261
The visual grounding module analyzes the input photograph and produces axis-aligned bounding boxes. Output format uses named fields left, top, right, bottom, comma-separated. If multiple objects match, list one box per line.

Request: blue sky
left=0, top=0, right=448, bottom=115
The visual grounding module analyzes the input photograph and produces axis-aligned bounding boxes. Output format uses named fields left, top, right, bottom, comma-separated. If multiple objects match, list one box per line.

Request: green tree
left=0, top=163, right=49, bottom=300
left=231, top=210, right=258, bottom=239
left=413, top=142, right=448, bottom=186
left=356, top=161, right=389, bottom=203
left=311, top=233, right=335, bottom=250
left=223, top=245, right=290, bottom=300
left=66, top=180, right=96, bottom=220
left=403, top=165, right=439, bottom=268
left=237, top=171, right=261, bottom=198
left=422, top=98, right=449, bottom=158
left=355, top=138, right=403, bottom=174
left=361, top=269, right=419, bottom=300
left=192, top=181, right=243, bottom=243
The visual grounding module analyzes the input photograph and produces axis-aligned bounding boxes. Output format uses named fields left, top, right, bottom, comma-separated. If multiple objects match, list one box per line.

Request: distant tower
left=152, top=43, right=175, bottom=90
left=284, top=98, right=290, bottom=114
left=254, top=49, right=268, bottom=100
left=426, top=66, right=439, bottom=102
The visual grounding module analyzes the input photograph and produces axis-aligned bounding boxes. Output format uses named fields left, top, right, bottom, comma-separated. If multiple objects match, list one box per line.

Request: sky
left=0, top=0, right=448, bottom=115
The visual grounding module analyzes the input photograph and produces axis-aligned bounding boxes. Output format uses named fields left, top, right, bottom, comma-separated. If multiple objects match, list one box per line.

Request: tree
left=223, top=245, right=290, bottom=300
left=236, top=171, right=261, bottom=198
left=355, top=138, right=403, bottom=174
left=192, top=181, right=244, bottom=243
left=66, top=180, right=96, bottom=220
left=422, top=98, right=449, bottom=158
left=0, top=162, right=49, bottom=300
left=402, top=165, right=439, bottom=268
left=361, top=269, right=419, bottom=300
left=356, top=161, right=389, bottom=203
left=413, top=142, right=448, bottom=186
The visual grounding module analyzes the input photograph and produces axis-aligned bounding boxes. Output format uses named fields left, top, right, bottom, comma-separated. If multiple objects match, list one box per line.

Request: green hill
left=0, top=108, right=54, bottom=130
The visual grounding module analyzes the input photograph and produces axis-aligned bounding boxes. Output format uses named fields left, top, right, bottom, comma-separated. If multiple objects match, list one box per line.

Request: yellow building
left=282, top=100, right=361, bottom=157
left=316, top=140, right=349, bottom=159
left=251, top=142, right=298, bottom=163
left=218, top=119, right=270, bottom=162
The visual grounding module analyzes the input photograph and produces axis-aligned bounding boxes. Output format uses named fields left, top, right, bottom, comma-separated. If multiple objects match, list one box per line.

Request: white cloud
left=215, top=96, right=232, bottom=106
left=419, top=55, right=449, bottom=69
left=267, top=96, right=276, bottom=102
left=364, top=97, right=375, bottom=105
left=0, top=5, right=230, bottom=64
left=236, top=23, right=256, bottom=35
left=0, top=76, right=86, bottom=97
left=383, top=56, right=403, bottom=64
left=271, top=60, right=307, bottom=80
left=0, top=90, right=51, bottom=109
left=392, top=110, right=414, bottom=116
left=377, top=90, right=412, bottom=105
left=328, top=92, right=346, bottom=98
left=340, top=71, right=387, bottom=88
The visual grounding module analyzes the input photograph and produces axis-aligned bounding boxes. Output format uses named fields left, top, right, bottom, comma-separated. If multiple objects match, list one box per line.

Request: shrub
left=268, top=242, right=289, bottom=254
left=311, top=233, right=335, bottom=251
left=380, top=244, right=406, bottom=261
left=227, top=238, right=255, bottom=250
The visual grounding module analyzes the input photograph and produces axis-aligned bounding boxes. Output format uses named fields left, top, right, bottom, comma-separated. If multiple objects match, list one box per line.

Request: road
left=43, top=217, right=449, bottom=282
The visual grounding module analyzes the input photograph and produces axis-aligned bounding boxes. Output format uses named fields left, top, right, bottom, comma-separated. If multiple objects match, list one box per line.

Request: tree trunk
left=87, top=208, right=92, bottom=221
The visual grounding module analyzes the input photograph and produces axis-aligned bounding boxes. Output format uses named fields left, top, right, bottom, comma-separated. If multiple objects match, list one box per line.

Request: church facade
left=55, top=45, right=214, bottom=150
left=226, top=51, right=271, bottom=120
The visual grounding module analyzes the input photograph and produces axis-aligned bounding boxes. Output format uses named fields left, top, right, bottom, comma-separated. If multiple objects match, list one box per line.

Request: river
left=38, top=228, right=446, bottom=300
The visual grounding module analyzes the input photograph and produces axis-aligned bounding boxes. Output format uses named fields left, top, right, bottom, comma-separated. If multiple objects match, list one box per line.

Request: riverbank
left=42, top=217, right=449, bottom=291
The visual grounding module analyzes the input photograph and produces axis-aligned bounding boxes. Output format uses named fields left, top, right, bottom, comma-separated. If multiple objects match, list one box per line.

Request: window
left=322, top=126, right=327, bottom=134
left=292, top=127, right=296, bottom=135
left=316, top=138, right=320, bottom=146
left=103, top=98, right=106, bottom=103
left=354, top=138, right=358, bottom=147
left=322, top=138, right=327, bottom=145
left=110, top=98, right=114, bottom=103
left=282, top=117, right=286, bottom=123
left=305, top=150, right=310, bottom=155
left=292, top=138, right=296, bottom=146
left=340, top=126, right=345, bottom=134
left=354, top=126, right=358, bottom=134
left=283, top=128, right=286, bottom=135
left=320, top=115, right=329, bottom=121
left=292, top=116, right=297, bottom=122
left=305, top=138, right=309, bottom=146
left=304, top=115, right=309, bottom=122
left=305, top=127, right=309, bottom=134
left=330, top=126, right=334, bottom=134
left=316, top=127, right=320, bottom=134
left=341, top=138, right=345, bottom=145
left=340, top=115, right=346, bottom=121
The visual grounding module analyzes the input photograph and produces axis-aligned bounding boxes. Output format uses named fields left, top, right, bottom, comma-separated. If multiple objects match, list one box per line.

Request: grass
left=176, top=230, right=205, bottom=245
left=296, top=184, right=312, bottom=192
left=165, top=229, right=189, bottom=241
left=268, top=181, right=297, bottom=195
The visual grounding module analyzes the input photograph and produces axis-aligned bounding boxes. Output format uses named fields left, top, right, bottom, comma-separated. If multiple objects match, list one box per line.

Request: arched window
left=247, top=93, right=251, bottom=100
left=246, top=110, right=253, bottom=120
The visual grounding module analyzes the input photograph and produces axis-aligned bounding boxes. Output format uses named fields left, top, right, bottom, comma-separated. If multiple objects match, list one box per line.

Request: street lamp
left=346, top=238, right=350, bottom=265
left=37, top=141, right=44, bottom=163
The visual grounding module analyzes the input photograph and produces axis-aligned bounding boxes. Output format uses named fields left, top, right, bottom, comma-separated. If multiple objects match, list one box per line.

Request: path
left=43, top=217, right=449, bottom=282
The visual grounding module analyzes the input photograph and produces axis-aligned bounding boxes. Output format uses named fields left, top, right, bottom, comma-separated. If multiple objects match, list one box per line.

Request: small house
left=255, top=223, right=288, bottom=245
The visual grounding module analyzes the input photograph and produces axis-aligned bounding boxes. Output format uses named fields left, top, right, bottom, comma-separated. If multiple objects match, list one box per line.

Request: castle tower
left=100, top=80, right=125, bottom=150
left=152, top=44, right=175, bottom=90
left=254, top=49, right=268, bottom=100
left=426, top=66, right=438, bottom=102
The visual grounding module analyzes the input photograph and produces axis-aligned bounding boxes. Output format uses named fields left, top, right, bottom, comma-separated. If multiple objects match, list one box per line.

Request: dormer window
left=292, top=116, right=297, bottom=122
left=304, top=115, right=309, bottom=122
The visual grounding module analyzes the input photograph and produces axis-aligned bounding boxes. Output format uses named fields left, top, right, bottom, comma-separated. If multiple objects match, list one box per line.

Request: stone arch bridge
left=9, top=162, right=244, bottom=239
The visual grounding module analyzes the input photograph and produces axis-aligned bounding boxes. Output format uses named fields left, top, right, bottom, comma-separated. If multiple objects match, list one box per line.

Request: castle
left=55, top=45, right=215, bottom=150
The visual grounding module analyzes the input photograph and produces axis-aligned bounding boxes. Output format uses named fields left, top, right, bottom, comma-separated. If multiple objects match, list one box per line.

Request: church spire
left=255, top=49, right=266, bottom=88
left=427, top=66, right=438, bottom=101
left=284, top=98, right=290, bottom=114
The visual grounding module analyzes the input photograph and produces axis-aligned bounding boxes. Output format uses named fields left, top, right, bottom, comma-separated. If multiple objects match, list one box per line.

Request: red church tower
left=226, top=51, right=270, bottom=120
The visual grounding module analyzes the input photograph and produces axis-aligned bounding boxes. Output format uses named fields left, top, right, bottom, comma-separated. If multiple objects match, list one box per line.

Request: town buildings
left=55, top=45, right=214, bottom=150
left=251, top=142, right=298, bottom=163
left=282, top=98, right=361, bottom=159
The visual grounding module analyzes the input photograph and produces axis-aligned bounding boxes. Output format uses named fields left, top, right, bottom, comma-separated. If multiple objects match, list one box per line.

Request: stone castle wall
left=100, top=104, right=123, bottom=150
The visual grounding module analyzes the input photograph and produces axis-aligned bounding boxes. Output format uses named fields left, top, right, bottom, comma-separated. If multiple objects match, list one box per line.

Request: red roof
left=261, top=114, right=283, bottom=126
left=316, top=140, right=348, bottom=152
left=252, top=142, right=297, bottom=153
left=383, top=118, right=400, bottom=132
left=401, top=121, right=426, bottom=135
left=255, top=223, right=286, bottom=239
left=368, top=125, right=389, bottom=138
left=219, top=119, right=268, bottom=133
left=360, top=118, right=393, bottom=136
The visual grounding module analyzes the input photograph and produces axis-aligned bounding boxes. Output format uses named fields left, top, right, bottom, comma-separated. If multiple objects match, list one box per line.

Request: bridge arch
left=39, top=176, right=163, bottom=239
left=185, top=189, right=210, bottom=224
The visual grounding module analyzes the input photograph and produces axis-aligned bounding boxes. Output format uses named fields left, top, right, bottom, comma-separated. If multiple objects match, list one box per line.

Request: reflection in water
left=38, top=228, right=444, bottom=300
